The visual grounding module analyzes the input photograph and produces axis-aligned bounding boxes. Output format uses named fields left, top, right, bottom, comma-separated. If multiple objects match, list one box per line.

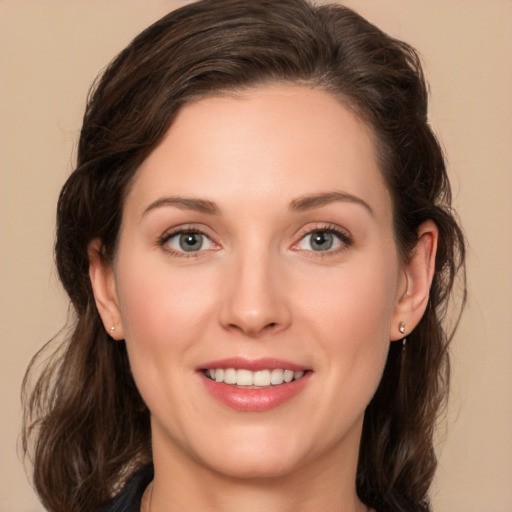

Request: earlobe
left=390, top=220, right=438, bottom=341
left=88, top=239, right=124, bottom=340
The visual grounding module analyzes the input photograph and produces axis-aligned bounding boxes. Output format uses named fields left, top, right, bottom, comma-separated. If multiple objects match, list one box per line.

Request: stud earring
left=399, top=321, right=407, bottom=351
left=110, top=326, right=115, bottom=337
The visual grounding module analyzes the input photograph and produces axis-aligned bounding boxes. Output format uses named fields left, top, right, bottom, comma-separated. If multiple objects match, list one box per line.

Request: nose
left=218, top=251, right=291, bottom=338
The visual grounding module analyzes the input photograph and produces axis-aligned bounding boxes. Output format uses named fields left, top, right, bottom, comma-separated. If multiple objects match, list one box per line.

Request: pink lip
left=197, top=357, right=312, bottom=412
left=198, top=357, right=308, bottom=372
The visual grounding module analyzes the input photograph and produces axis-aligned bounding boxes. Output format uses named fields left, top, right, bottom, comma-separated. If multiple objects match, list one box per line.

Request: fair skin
left=89, top=85, right=437, bottom=512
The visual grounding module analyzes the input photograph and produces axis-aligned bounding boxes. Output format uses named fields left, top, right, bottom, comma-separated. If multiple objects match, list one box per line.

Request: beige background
left=1, top=1, right=511, bottom=511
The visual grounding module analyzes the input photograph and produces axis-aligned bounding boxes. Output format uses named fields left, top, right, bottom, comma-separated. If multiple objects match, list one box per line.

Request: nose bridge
left=219, top=242, right=290, bottom=336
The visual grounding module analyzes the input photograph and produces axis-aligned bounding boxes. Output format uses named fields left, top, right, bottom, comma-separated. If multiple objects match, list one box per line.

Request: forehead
left=126, top=85, right=391, bottom=220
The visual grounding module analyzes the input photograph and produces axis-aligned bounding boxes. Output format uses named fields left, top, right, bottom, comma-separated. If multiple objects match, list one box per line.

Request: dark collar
left=97, top=464, right=154, bottom=512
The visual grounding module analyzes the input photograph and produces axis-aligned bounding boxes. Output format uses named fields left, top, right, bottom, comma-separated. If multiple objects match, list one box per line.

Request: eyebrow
left=289, top=191, right=374, bottom=216
left=142, top=196, right=221, bottom=216
left=142, top=191, right=373, bottom=217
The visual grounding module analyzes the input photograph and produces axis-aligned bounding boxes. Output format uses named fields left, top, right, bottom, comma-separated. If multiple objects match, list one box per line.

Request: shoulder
left=96, top=465, right=154, bottom=512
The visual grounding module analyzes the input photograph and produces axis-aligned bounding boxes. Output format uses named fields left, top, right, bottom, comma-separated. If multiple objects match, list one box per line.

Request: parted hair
left=22, top=1, right=466, bottom=511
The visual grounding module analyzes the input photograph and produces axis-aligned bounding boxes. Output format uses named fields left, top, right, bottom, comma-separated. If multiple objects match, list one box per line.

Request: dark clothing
left=97, top=465, right=153, bottom=512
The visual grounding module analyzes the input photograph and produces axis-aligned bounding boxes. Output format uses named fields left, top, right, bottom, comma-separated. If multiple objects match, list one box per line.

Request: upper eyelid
left=294, top=222, right=352, bottom=241
left=160, top=223, right=213, bottom=239
left=289, top=224, right=353, bottom=256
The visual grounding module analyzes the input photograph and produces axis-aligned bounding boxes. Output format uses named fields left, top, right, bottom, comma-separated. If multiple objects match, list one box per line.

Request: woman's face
left=98, top=86, right=409, bottom=479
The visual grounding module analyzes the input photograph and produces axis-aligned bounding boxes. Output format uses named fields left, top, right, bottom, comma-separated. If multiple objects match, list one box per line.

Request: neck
left=149, top=474, right=367, bottom=512
left=148, top=433, right=367, bottom=512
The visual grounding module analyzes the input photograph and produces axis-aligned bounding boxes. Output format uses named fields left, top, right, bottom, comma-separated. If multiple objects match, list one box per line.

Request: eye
left=293, top=226, right=351, bottom=253
left=303, top=231, right=336, bottom=251
left=162, top=230, right=216, bottom=254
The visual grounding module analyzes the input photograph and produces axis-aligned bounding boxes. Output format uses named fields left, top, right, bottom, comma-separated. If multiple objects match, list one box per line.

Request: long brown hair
left=22, top=1, right=466, bottom=511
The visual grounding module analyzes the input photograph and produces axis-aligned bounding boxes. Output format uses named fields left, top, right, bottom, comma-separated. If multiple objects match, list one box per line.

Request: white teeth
left=283, top=369, right=293, bottom=383
left=253, top=370, right=270, bottom=386
left=270, top=369, right=284, bottom=385
left=236, top=369, right=253, bottom=386
left=223, top=368, right=237, bottom=384
left=206, top=368, right=306, bottom=386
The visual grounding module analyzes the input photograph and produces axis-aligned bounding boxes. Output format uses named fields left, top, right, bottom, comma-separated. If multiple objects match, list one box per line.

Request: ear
left=88, top=239, right=124, bottom=340
left=390, top=220, right=438, bottom=341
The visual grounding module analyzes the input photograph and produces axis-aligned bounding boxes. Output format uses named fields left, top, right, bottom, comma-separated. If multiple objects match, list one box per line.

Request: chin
left=165, top=421, right=313, bottom=481
left=202, top=448, right=304, bottom=481
left=205, top=421, right=350, bottom=483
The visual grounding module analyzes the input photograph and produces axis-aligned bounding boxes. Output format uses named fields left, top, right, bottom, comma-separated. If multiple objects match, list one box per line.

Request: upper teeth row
left=206, top=368, right=305, bottom=386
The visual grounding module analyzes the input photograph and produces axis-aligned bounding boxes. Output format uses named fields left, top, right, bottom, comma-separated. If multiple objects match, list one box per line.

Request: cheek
left=304, top=258, right=398, bottom=342
left=115, top=257, right=216, bottom=347
left=112, top=259, right=222, bottom=420
left=298, top=257, right=398, bottom=395
left=113, top=258, right=218, bottom=416
left=319, top=290, right=392, bottom=384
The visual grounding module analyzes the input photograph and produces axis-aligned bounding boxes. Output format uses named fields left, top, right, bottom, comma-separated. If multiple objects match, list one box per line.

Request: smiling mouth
left=203, top=368, right=307, bottom=387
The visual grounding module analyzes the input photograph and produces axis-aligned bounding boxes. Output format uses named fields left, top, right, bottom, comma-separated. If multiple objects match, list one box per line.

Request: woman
left=22, top=1, right=466, bottom=511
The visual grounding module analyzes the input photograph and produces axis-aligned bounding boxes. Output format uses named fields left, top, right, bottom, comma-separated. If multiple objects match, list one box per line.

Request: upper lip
left=197, top=357, right=309, bottom=372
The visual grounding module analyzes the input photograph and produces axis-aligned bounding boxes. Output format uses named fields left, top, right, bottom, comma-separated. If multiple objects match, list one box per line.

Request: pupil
left=179, top=233, right=202, bottom=251
left=311, top=231, right=333, bottom=251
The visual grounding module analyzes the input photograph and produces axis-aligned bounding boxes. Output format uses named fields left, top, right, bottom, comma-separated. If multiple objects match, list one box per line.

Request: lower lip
left=199, top=372, right=311, bottom=412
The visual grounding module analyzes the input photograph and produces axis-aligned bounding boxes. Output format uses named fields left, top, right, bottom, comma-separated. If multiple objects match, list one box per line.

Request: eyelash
left=291, top=223, right=352, bottom=257
left=158, top=223, right=352, bottom=259
left=158, top=225, right=218, bottom=259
